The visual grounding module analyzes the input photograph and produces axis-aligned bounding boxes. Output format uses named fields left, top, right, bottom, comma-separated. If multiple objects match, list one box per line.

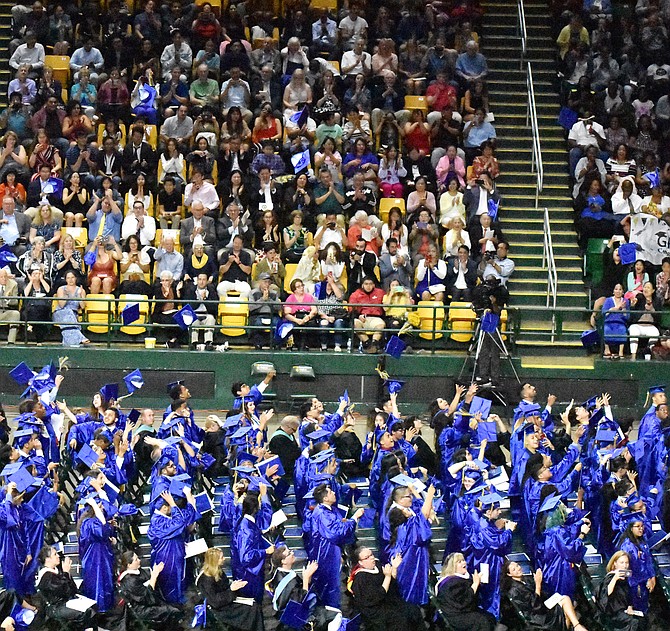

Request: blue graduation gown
left=638, top=405, right=658, bottom=442
left=444, top=494, right=477, bottom=558
left=148, top=505, right=197, bottom=604
left=231, top=514, right=270, bottom=601
left=385, top=513, right=432, bottom=606
left=0, top=497, right=30, bottom=595
left=539, top=525, right=585, bottom=597
left=79, top=516, right=116, bottom=611
left=620, top=537, right=655, bottom=613
left=309, top=504, right=358, bottom=608
left=469, top=516, right=513, bottom=619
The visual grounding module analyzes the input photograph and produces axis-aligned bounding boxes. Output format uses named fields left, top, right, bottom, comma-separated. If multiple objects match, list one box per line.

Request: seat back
left=44, top=55, right=70, bottom=85
left=448, top=301, right=477, bottom=342
left=417, top=300, right=445, bottom=340
left=118, top=294, right=150, bottom=335
left=378, top=197, right=406, bottom=223
left=84, top=293, right=115, bottom=334
left=219, top=296, right=249, bottom=336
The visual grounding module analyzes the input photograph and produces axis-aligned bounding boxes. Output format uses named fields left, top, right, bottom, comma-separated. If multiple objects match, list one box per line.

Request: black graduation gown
left=350, top=566, right=408, bottom=631
left=118, top=569, right=182, bottom=626
left=197, top=572, right=264, bottom=631
left=506, top=577, right=568, bottom=631
left=333, top=431, right=366, bottom=478
left=36, top=568, right=97, bottom=629
left=434, top=575, right=496, bottom=631
left=596, top=573, right=649, bottom=631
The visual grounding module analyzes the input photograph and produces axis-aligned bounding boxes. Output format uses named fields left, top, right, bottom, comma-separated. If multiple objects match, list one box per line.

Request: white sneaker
left=321, top=344, right=328, bottom=351
left=334, top=344, right=342, bottom=352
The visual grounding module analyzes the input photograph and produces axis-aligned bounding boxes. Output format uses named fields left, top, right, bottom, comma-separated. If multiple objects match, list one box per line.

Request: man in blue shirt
left=85, top=192, right=122, bottom=244
left=455, top=40, right=488, bottom=87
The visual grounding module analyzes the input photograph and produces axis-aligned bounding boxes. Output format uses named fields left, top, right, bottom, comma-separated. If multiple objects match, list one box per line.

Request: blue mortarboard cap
left=310, top=448, right=335, bottom=464
left=167, top=380, right=184, bottom=395
left=99, top=383, right=118, bottom=403
left=481, top=311, right=500, bottom=333
left=539, top=494, right=562, bottom=513
left=479, top=491, right=504, bottom=508
left=275, top=319, right=294, bottom=340
left=470, top=396, right=492, bottom=419
left=521, top=403, right=541, bottom=418
left=169, top=477, right=189, bottom=498
left=465, top=483, right=489, bottom=495
left=487, top=198, right=500, bottom=221
left=9, top=362, right=35, bottom=386
left=121, top=302, right=141, bottom=326
left=280, top=599, right=311, bottom=629
left=385, top=335, right=407, bottom=359
left=620, top=510, right=646, bottom=530
left=0, top=244, right=18, bottom=265
left=173, top=304, right=197, bottom=330
left=76, top=443, right=99, bottom=468
left=28, top=362, right=57, bottom=395
left=123, top=369, right=144, bottom=394
left=649, top=385, right=666, bottom=395
left=595, top=428, right=617, bottom=443
left=306, top=429, right=330, bottom=441
left=12, top=428, right=36, bottom=441
left=581, top=329, right=600, bottom=347
left=127, top=409, right=141, bottom=424
left=231, top=425, right=254, bottom=440
left=247, top=474, right=272, bottom=492
left=162, top=414, right=184, bottom=431
left=1, top=462, right=24, bottom=477
left=8, top=466, right=38, bottom=494
left=580, top=396, right=598, bottom=410
left=223, top=413, right=243, bottom=429
left=291, top=148, right=311, bottom=174
left=231, top=464, right=256, bottom=474
left=195, top=492, right=213, bottom=514
left=618, top=242, right=638, bottom=266
left=236, top=451, right=257, bottom=464
left=118, top=503, right=138, bottom=516
left=384, top=378, right=405, bottom=394
left=83, top=248, right=97, bottom=267
left=341, top=615, right=362, bottom=631
left=644, top=169, right=661, bottom=187
left=26, top=485, right=59, bottom=520
left=289, top=105, right=309, bottom=129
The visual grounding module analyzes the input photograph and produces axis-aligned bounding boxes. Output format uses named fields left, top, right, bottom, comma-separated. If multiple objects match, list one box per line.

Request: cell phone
left=417, top=222, right=427, bottom=229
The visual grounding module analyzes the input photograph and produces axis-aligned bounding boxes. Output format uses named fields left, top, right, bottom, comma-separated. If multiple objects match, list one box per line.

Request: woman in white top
left=314, top=137, right=343, bottom=183
left=415, top=244, right=448, bottom=302
left=126, top=173, right=152, bottom=216
left=282, top=67, right=312, bottom=120
left=291, top=245, right=320, bottom=295
left=442, top=216, right=472, bottom=257
left=380, top=206, right=409, bottom=255
left=160, top=138, right=185, bottom=187
left=319, top=243, right=345, bottom=284
left=439, top=179, right=467, bottom=229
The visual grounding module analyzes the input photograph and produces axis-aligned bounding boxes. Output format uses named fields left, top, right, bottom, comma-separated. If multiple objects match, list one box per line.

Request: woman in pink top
left=283, top=278, right=318, bottom=350
left=436, top=145, right=466, bottom=191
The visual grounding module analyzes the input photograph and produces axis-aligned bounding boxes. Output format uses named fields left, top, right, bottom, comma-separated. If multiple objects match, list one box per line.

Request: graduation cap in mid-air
left=173, top=304, right=197, bottom=330
left=0, top=244, right=18, bottom=266
left=280, top=599, right=311, bottom=630
left=538, top=494, right=562, bottom=514
left=121, top=302, right=141, bottom=326
left=8, top=466, right=39, bottom=494
left=275, top=319, right=294, bottom=341
left=99, top=383, right=119, bottom=403
left=385, top=335, right=407, bottom=359
left=26, top=485, right=60, bottom=520
left=581, top=329, right=600, bottom=348
left=77, top=443, right=99, bottom=469
left=123, top=369, right=144, bottom=394
left=618, top=242, right=638, bottom=266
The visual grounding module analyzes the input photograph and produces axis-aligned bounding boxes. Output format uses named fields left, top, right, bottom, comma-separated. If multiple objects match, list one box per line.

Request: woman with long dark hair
left=617, top=515, right=655, bottom=613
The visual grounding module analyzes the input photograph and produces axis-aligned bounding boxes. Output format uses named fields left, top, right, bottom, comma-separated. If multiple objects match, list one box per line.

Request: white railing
left=517, top=0, right=527, bottom=66
left=525, top=62, right=543, bottom=207
left=541, top=207, right=558, bottom=341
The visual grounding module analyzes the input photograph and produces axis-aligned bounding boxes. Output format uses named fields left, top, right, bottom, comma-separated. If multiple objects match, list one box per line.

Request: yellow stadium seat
left=328, top=60, right=340, bottom=74
left=45, top=55, right=70, bottom=86
left=466, top=165, right=474, bottom=181
left=143, top=125, right=158, bottom=150
left=378, top=197, right=406, bottom=223
left=448, top=301, right=477, bottom=342
left=62, top=227, right=88, bottom=252
left=118, top=294, right=150, bottom=335
left=404, top=95, right=428, bottom=112
left=311, top=0, right=338, bottom=11
left=219, top=296, right=249, bottom=336
left=196, top=0, right=222, bottom=14
left=284, top=263, right=298, bottom=294
left=417, top=300, right=445, bottom=340
left=85, top=293, right=115, bottom=334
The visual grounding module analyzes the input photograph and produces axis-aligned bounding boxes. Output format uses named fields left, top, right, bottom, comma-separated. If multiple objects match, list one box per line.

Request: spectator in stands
left=86, top=234, right=122, bottom=294
left=217, top=234, right=252, bottom=299
left=120, top=234, right=151, bottom=280
left=122, top=200, right=156, bottom=248
left=343, top=140, right=378, bottom=191
left=28, top=201, right=60, bottom=252
left=403, top=109, right=431, bottom=158
left=180, top=200, right=216, bottom=259
left=86, top=191, right=122, bottom=244
left=407, top=177, right=437, bottom=222
left=462, top=108, right=496, bottom=164
left=348, top=210, right=382, bottom=255
left=17, top=234, right=53, bottom=283
left=408, top=209, right=439, bottom=265
left=602, top=283, right=629, bottom=359
left=53, top=269, right=88, bottom=346
left=220, top=67, right=252, bottom=124
left=339, top=5, right=368, bottom=52
left=22, top=263, right=51, bottom=342
left=69, top=68, right=97, bottom=119
left=415, top=244, right=447, bottom=302
left=573, top=145, right=607, bottom=198
left=629, top=281, right=662, bottom=359
left=556, top=14, right=590, bottom=62
left=0, top=267, right=21, bottom=344
left=479, top=241, right=514, bottom=286
left=61, top=172, right=88, bottom=227
left=345, top=236, right=377, bottom=295
left=455, top=40, right=488, bottom=86
left=29, top=99, right=67, bottom=158
left=282, top=210, right=310, bottom=263
left=151, top=270, right=183, bottom=347
left=381, top=208, right=408, bottom=254
left=426, top=71, right=459, bottom=126
left=317, top=274, right=347, bottom=351
left=10, top=3, right=48, bottom=56
left=182, top=272, right=217, bottom=350
left=8, top=31, right=44, bottom=77
left=378, top=146, right=406, bottom=198
left=0, top=196, right=27, bottom=258
left=69, top=38, right=104, bottom=85
left=0, top=170, right=26, bottom=212
left=1, top=93, right=33, bottom=149
left=96, top=68, right=130, bottom=123
left=568, top=112, right=607, bottom=176
left=380, top=237, right=413, bottom=290
left=160, top=29, right=192, bottom=82
left=249, top=272, right=281, bottom=349
left=154, top=235, right=184, bottom=281
left=350, top=276, right=385, bottom=353
left=95, top=137, right=123, bottom=192
left=283, top=277, right=317, bottom=350
left=184, top=170, right=220, bottom=218
left=446, top=245, right=478, bottom=301
left=217, top=200, right=253, bottom=250
left=371, top=72, right=406, bottom=132
left=436, top=145, right=466, bottom=191
left=251, top=165, right=283, bottom=215
left=341, top=107, right=372, bottom=149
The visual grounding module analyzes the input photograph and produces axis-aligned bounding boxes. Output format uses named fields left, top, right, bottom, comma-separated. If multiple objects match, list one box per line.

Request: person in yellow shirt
left=556, top=15, right=590, bottom=60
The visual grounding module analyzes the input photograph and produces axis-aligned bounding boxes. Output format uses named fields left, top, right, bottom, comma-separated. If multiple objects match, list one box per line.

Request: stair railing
left=517, top=0, right=527, bottom=67
left=541, top=206, right=558, bottom=342
left=525, top=62, right=543, bottom=207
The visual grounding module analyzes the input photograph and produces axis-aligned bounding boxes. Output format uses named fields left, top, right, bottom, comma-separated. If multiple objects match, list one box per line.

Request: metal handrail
left=541, top=207, right=558, bottom=342
left=525, top=62, right=544, bottom=208
left=517, top=0, right=527, bottom=66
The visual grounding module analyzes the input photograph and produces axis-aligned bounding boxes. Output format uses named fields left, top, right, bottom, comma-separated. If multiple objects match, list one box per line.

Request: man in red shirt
left=425, top=71, right=458, bottom=125
left=349, top=276, right=386, bottom=353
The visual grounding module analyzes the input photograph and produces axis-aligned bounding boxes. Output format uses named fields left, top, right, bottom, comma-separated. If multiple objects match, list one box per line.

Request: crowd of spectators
left=552, top=3, right=670, bottom=358
left=0, top=0, right=516, bottom=351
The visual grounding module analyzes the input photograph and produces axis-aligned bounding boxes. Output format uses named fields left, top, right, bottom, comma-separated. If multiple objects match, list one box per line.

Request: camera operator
left=478, top=241, right=514, bottom=286
left=471, top=275, right=509, bottom=385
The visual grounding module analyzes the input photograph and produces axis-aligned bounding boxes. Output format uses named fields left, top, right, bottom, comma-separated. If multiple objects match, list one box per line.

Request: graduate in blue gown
left=0, top=483, right=30, bottom=596
left=308, top=483, right=365, bottom=608
left=385, top=484, right=435, bottom=610
left=618, top=513, right=656, bottom=613
left=78, top=496, right=117, bottom=612
left=638, top=386, right=666, bottom=442
left=537, top=495, right=590, bottom=598
left=148, top=489, right=198, bottom=604
left=231, top=488, right=275, bottom=602
left=444, top=469, right=484, bottom=557
left=468, top=492, right=515, bottom=619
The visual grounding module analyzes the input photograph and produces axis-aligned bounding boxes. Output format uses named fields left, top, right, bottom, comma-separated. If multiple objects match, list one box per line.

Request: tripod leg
left=492, top=328, right=521, bottom=383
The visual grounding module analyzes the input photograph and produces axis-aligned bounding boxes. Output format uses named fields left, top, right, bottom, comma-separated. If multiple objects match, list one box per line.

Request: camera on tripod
left=471, top=276, right=509, bottom=316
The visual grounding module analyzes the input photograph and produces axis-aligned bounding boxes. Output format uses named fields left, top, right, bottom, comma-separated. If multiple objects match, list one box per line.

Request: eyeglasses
left=359, top=554, right=375, bottom=561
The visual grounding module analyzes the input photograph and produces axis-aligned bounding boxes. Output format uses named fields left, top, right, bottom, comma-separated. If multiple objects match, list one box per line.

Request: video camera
left=471, top=276, right=509, bottom=315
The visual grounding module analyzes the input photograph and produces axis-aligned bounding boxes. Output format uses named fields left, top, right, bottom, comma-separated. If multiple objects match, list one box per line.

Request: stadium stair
left=0, top=0, right=12, bottom=108
left=481, top=0, right=590, bottom=356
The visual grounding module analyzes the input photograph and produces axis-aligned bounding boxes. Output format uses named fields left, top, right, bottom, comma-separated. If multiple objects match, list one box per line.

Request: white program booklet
left=66, top=595, right=97, bottom=612
left=185, top=538, right=209, bottom=558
